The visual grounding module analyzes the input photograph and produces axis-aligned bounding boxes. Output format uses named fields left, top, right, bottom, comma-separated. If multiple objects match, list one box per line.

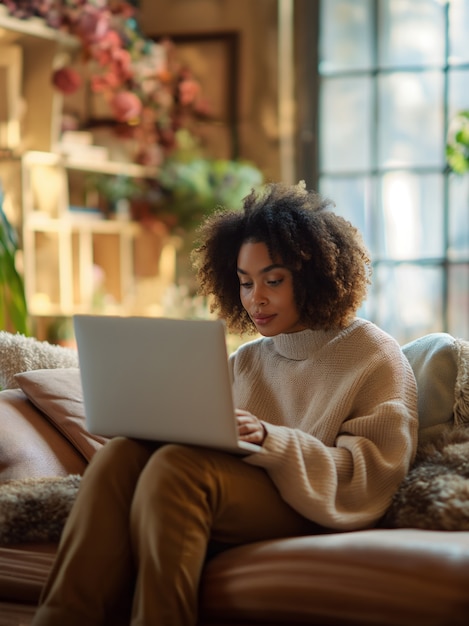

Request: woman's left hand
left=235, top=409, right=267, bottom=446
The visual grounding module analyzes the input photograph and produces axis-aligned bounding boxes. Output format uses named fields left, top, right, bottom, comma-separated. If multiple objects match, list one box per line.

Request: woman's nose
left=252, top=285, right=267, bottom=305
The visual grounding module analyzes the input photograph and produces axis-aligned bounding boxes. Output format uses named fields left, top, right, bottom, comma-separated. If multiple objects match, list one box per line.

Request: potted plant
left=0, top=184, right=29, bottom=335
left=153, top=131, right=264, bottom=232
left=85, top=173, right=147, bottom=218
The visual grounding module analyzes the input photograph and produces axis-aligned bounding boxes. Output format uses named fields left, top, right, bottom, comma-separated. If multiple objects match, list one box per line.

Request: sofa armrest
left=0, top=389, right=87, bottom=482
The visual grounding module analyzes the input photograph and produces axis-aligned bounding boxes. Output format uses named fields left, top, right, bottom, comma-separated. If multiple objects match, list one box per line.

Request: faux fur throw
left=1, top=430, right=469, bottom=545
left=0, top=331, right=78, bottom=390
left=0, top=475, right=81, bottom=546
left=380, top=424, right=469, bottom=530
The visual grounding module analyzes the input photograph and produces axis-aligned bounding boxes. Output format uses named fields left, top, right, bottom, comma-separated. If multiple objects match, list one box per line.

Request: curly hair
left=191, top=181, right=372, bottom=335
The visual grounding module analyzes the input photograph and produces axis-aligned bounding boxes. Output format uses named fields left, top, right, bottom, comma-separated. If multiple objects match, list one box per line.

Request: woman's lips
left=252, top=314, right=275, bottom=326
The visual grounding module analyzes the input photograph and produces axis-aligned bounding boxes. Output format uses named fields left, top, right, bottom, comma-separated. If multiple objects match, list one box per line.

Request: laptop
left=73, top=315, right=262, bottom=455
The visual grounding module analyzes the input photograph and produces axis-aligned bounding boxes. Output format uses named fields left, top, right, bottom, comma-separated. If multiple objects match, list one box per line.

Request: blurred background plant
left=446, top=111, right=469, bottom=174
left=0, top=185, right=29, bottom=334
left=85, top=172, right=144, bottom=214
left=89, top=130, right=265, bottom=231
left=153, top=130, right=264, bottom=231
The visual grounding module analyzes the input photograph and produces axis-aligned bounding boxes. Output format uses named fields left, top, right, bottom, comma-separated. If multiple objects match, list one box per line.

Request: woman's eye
left=240, top=281, right=253, bottom=288
left=267, top=278, right=283, bottom=286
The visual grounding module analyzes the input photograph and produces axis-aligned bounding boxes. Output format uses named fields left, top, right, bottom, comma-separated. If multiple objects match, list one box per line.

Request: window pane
left=449, top=0, right=469, bottom=65
left=379, top=0, right=446, bottom=68
left=448, top=68, right=469, bottom=119
left=370, top=264, right=443, bottom=343
left=378, top=71, right=444, bottom=167
left=318, top=175, right=373, bottom=252
left=319, top=0, right=374, bottom=73
left=376, top=172, right=444, bottom=260
left=320, top=77, right=372, bottom=173
left=317, top=0, right=469, bottom=340
left=448, top=174, right=469, bottom=259
left=448, top=264, right=469, bottom=338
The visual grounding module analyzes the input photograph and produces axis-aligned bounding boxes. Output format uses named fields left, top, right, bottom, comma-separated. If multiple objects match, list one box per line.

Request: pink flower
left=110, top=91, right=143, bottom=122
left=52, top=67, right=82, bottom=94
left=91, top=31, right=122, bottom=65
left=111, top=48, right=133, bottom=82
left=75, top=7, right=110, bottom=45
left=109, top=1, right=136, bottom=19
left=91, top=72, right=122, bottom=93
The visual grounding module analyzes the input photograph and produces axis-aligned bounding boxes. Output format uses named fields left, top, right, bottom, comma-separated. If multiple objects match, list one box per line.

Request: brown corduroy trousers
left=32, top=437, right=316, bottom=626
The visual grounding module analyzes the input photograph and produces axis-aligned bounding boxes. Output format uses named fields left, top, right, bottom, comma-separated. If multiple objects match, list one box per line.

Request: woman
left=33, top=181, right=418, bottom=626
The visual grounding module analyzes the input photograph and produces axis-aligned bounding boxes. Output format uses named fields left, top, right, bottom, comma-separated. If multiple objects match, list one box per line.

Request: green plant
left=0, top=185, right=29, bottom=335
left=157, top=158, right=264, bottom=231
left=86, top=173, right=145, bottom=209
left=446, top=111, right=469, bottom=174
left=155, top=131, right=264, bottom=231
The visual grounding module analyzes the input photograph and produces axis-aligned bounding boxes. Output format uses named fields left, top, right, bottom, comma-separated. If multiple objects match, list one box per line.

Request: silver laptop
left=73, top=315, right=262, bottom=455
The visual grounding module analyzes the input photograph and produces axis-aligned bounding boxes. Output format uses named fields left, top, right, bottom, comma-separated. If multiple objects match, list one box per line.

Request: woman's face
left=237, top=241, right=306, bottom=336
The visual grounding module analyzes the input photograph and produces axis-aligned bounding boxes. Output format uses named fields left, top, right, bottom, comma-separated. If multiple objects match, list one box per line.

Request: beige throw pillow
left=15, top=368, right=108, bottom=462
left=402, top=333, right=469, bottom=439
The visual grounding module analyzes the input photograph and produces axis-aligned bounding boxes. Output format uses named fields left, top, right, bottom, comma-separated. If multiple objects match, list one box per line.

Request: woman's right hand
left=235, top=409, right=267, bottom=446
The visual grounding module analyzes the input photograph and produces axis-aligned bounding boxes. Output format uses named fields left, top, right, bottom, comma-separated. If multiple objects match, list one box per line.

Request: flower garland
left=1, top=0, right=211, bottom=166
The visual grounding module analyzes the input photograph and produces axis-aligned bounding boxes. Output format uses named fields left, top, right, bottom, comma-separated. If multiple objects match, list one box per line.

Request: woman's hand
left=235, top=409, right=267, bottom=446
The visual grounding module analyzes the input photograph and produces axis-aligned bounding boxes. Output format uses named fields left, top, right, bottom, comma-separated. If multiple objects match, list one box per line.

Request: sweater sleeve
left=243, top=344, right=418, bottom=531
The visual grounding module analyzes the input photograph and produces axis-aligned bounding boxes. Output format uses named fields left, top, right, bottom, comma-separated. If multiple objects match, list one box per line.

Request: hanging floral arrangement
left=1, top=0, right=212, bottom=166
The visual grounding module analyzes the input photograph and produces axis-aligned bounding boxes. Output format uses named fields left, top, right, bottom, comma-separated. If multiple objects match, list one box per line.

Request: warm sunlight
left=382, top=173, right=419, bottom=259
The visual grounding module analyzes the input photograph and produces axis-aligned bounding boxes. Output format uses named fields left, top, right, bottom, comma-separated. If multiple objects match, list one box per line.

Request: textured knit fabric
left=230, top=318, right=419, bottom=531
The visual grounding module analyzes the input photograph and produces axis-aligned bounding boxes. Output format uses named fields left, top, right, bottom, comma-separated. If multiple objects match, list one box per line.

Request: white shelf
left=23, top=150, right=158, bottom=178
left=21, top=151, right=177, bottom=329
left=25, top=212, right=141, bottom=235
left=0, top=6, right=78, bottom=47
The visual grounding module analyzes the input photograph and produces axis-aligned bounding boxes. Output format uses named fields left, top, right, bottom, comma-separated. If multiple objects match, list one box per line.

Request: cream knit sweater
left=229, top=318, right=418, bottom=531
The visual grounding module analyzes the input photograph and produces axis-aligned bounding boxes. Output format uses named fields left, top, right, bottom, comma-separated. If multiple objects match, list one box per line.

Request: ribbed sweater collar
left=272, top=327, right=342, bottom=361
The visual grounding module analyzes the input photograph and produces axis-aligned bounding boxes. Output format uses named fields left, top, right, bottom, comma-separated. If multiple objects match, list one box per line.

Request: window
left=312, top=0, right=469, bottom=344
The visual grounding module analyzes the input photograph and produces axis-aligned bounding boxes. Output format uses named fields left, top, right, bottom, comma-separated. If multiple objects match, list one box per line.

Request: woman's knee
left=133, top=444, right=263, bottom=515
left=83, top=437, right=155, bottom=486
left=133, top=444, right=222, bottom=507
left=137, top=444, right=206, bottom=483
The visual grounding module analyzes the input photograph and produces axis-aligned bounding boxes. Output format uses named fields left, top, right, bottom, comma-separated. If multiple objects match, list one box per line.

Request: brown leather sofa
left=1, top=332, right=469, bottom=626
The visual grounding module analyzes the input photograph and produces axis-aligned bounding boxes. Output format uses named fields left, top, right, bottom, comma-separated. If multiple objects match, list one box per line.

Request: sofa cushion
left=14, top=369, right=108, bottom=462
left=0, top=545, right=56, bottom=604
left=200, top=529, right=469, bottom=626
left=0, top=389, right=86, bottom=482
left=2, top=529, right=469, bottom=625
left=0, top=331, right=78, bottom=391
left=402, top=333, right=469, bottom=436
